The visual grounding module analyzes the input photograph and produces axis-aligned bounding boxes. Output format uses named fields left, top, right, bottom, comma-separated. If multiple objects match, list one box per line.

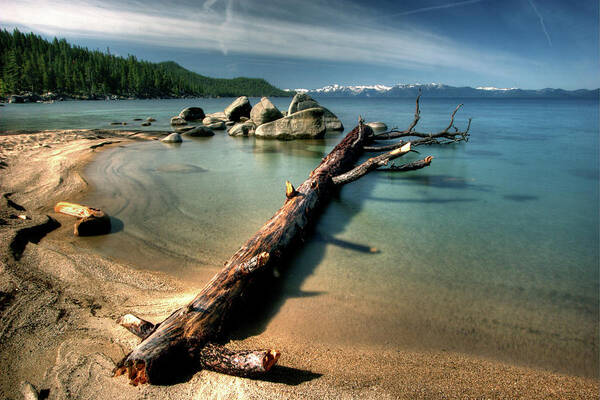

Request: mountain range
left=289, top=83, right=599, bottom=98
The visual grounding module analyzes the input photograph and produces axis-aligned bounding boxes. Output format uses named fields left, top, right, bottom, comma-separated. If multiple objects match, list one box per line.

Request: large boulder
left=224, top=96, right=252, bottom=122
left=254, top=108, right=325, bottom=139
left=179, top=107, right=205, bottom=121
left=183, top=126, right=215, bottom=137
left=228, top=121, right=257, bottom=137
left=287, top=93, right=343, bottom=131
left=250, top=97, right=283, bottom=126
left=161, top=132, right=183, bottom=143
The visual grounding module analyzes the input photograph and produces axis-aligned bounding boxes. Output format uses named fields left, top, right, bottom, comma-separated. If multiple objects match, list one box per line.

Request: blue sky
left=1, top=0, right=598, bottom=89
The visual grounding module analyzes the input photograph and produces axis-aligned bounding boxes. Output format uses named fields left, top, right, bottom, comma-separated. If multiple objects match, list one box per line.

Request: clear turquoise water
left=2, top=97, right=598, bottom=377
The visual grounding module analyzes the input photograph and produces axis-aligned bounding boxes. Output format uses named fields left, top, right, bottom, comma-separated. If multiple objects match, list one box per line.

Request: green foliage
left=0, top=29, right=290, bottom=98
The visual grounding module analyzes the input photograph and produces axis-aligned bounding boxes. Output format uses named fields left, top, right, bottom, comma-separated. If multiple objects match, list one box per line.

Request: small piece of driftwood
left=54, top=201, right=111, bottom=236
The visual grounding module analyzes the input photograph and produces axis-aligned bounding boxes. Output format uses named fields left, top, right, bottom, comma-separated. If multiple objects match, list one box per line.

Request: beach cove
left=0, top=97, right=598, bottom=399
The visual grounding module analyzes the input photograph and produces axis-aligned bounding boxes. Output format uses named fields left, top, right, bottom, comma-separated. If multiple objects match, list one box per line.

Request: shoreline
left=0, top=130, right=598, bottom=399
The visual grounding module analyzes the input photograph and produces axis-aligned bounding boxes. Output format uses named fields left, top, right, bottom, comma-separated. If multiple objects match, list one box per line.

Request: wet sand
left=0, top=130, right=597, bottom=399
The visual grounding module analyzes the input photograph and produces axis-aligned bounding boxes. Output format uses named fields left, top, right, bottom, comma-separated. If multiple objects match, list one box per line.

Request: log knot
left=238, top=252, right=270, bottom=275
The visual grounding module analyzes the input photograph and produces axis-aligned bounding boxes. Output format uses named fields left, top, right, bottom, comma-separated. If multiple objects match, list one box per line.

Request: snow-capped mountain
left=285, top=84, right=598, bottom=98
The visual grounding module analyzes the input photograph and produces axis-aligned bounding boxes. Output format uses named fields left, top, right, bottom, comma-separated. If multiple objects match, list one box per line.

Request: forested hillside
left=0, top=29, right=289, bottom=99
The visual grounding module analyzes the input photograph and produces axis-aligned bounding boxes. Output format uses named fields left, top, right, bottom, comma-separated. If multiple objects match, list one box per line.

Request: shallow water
left=3, top=97, right=598, bottom=377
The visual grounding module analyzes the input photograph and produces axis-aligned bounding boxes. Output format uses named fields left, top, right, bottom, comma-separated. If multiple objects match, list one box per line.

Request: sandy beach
left=0, top=129, right=598, bottom=399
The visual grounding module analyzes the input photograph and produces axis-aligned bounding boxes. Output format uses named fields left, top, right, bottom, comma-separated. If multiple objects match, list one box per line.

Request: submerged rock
left=184, top=126, right=215, bottom=137
left=174, top=125, right=195, bottom=133
left=255, top=108, right=325, bottom=139
left=228, top=121, right=257, bottom=136
left=367, top=121, right=388, bottom=134
left=141, top=122, right=151, bottom=126
left=179, top=107, right=205, bottom=121
left=224, top=96, right=252, bottom=122
left=161, top=132, right=183, bottom=143
left=250, top=97, right=283, bottom=126
left=155, top=163, right=207, bottom=173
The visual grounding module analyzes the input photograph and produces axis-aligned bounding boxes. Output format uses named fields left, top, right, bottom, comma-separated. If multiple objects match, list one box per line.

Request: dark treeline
left=0, top=29, right=289, bottom=99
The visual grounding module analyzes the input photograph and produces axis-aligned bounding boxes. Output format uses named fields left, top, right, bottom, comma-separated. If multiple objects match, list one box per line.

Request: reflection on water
left=78, top=97, right=598, bottom=378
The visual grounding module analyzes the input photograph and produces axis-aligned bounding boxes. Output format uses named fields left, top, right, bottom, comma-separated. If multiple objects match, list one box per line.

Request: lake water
left=1, top=97, right=598, bottom=377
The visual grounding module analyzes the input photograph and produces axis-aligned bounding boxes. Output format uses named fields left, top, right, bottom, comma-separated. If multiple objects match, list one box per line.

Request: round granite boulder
left=179, top=107, right=205, bottom=121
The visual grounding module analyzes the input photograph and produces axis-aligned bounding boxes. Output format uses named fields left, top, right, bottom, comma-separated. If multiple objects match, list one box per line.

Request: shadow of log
left=247, top=365, right=323, bottom=385
left=365, top=196, right=478, bottom=204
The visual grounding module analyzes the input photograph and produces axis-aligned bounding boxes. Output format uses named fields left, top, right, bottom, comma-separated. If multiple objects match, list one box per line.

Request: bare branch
left=364, top=116, right=471, bottom=152
left=332, top=143, right=412, bottom=185
left=371, top=100, right=470, bottom=144
left=378, top=156, right=434, bottom=172
left=406, top=91, right=421, bottom=133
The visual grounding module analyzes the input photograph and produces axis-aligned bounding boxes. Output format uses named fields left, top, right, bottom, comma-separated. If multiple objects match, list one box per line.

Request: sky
left=0, top=0, right=598, bottom=90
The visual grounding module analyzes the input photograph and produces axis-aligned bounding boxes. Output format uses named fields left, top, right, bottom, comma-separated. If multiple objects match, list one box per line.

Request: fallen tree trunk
left=114, top=101, right=470, bottom=385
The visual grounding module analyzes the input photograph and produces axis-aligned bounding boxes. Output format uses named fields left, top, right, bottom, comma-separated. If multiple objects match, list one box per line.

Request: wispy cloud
left=0, top=0, right=530, bottom=77
left=385, top=0, right=483, bottom=17
left=527, top=0, right=552, bottom=46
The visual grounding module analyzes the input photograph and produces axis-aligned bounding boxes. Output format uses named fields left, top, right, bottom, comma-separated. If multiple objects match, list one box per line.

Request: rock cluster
left=167, top=94, right=344, bottom=140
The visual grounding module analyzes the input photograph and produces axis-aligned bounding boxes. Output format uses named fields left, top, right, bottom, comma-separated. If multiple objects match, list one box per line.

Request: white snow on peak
left=310, top=84, right=392, bottom=93
left=476, top=86, right=517, bottom=91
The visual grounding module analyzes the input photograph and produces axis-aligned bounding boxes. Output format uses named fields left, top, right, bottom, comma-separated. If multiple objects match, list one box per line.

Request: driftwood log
left=114, top=96, right=471, bottom=385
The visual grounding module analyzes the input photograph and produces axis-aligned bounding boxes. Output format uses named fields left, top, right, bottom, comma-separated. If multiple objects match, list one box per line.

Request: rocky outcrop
left=184, top=126, right=215, bottom=137
left=287, top=93, right=343, bottom=131
left=161, top=133, right=183, bottom=143
left=254, top=108, right=325, bottom=139
left=250, top=97, right=283, bottom=126
left=179, top=107, right=205, bottom=121
left=228, top=121, right=257, bottom=137
left=367, top=121, right=387, bottom=134
left=224, top=96, right=252, bottom=122
left=170, top=116, right=187, bottom=126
